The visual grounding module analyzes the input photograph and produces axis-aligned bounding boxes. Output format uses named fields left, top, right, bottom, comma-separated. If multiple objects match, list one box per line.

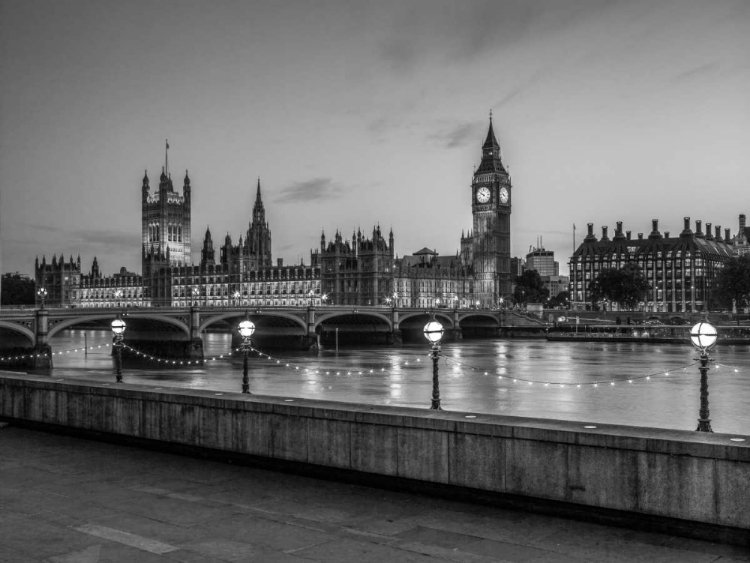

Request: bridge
left=0, top=306, right=536, bottom=368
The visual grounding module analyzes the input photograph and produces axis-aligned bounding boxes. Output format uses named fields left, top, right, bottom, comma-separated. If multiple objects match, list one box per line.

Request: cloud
left=379, top=0, right=603, bottom=71
left=672, top=62, right=720, bottom=83
left=273, top=178, right=344, bottom=203
left=428, top=120, right=483, bottom=149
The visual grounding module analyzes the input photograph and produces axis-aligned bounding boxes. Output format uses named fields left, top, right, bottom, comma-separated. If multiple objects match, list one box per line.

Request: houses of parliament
left=35, top=120, right=514, bottom=309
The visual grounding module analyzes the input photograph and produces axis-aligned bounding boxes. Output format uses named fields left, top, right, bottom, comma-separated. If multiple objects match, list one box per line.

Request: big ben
left=471, top=116, right=511, bottom=307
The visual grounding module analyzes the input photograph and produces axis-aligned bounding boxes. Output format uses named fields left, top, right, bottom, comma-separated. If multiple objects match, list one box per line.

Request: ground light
left=690, top=320, right=718, bottom=432
left=423, top=318, right=444, bottom=410
left=238, top=315, right=256, bottom=394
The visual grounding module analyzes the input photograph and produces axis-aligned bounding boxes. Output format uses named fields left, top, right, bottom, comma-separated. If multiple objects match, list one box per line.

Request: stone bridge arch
left=457, top=312, right=501, bottom=328
left=199, top=311, right=307, bottom=335
left=314, top=310, right=393, bottom=331
left=397, top=311, right=455, bottom=329
left=47, top=313, right=191, bottom=340
left=0, top=320, right=35, bottom=345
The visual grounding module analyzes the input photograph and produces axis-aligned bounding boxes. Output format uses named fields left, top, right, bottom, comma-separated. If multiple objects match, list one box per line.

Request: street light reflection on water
left=40, top=329, right=750, bottom=436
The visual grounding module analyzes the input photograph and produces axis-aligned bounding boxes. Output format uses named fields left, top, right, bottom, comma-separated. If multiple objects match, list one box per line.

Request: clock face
left=476, top=187, right=491, bottom=204
left=499, top=187, right=509, bottom=204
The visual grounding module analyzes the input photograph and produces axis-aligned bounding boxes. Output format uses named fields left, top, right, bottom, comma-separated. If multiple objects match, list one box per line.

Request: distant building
left=394, top=248, right=474, bottom=309
left=525, top=246, right=559, bottom=276
left=569, top=219, right=735, bottom=312
left=34, top=254, right=81, bottom=307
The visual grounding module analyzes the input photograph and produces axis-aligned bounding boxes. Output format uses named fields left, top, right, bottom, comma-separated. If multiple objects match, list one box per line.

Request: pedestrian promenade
left=1, top=425, right=747, bottom=563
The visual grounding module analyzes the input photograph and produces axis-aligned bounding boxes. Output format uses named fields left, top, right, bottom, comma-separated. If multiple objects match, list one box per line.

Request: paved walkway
left=1, top=425, right=748, bottom=563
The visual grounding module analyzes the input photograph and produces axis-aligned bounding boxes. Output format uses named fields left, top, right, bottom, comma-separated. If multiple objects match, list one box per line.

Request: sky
left=1, top=0, right=748, bottom=278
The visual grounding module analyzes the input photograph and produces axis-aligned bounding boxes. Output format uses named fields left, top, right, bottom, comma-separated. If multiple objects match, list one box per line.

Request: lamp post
left=37, top=287, right=48, bottom=309
left=110, top=317, right=126, bottom=383
left=192, top=286, right=199, bottom=307
left=233, top=290, right=241, bottom=307
left=690, top=320, right=717, bottom=432
left=423, top=318, right=444, bottom=410
left=113, top=289, right=123, bottom=309
left=238, top=315, right=256, bottom=394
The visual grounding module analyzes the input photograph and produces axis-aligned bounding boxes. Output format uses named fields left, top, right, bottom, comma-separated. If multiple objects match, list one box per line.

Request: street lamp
left=233, top=290, right=241, bottom=307
left=113, top=289, right=123, bottom=308
left=110, top=317, right=126, bottom=383
left=192, top=286, right=199, bottom=306
left=37, top=287, right=48, bottom=309
left=238, top=315, right=256, bottom=394
left=690, top=320, right=718, bottom=432
left=423, top=318, right=444, bottom=410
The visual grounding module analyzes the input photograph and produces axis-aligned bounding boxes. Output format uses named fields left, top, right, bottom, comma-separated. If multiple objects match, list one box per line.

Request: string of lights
left=5, top=343, right=741, bottom=391
left=435, top=353, right=703, bottom=388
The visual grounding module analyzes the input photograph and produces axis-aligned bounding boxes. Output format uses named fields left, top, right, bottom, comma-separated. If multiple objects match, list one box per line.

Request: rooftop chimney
left=715, top=226, right=723, bottom=242
left=648, top=219, right=662, bottom=239
left=626, top=230, right=632, bottom=240
left=681, top=217, right=693, bottom=238
left=726, top=228, right=732, bottom=242
left=695, top=220, right=704, bottom=239
left=638, top=233, right=644, bottom=240
left=584, top=223, right=597, bottom=242
left=705, top=223, right=714, bottom=241
left=664, top=231, right=670, bottom=238
left=741, top=214, right=746, bottom=231
left=601, top=226, right=609, bottom=241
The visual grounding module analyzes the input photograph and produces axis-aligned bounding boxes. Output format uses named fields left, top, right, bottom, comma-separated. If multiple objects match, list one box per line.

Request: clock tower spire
left=469, top=115, right=512, bottom=307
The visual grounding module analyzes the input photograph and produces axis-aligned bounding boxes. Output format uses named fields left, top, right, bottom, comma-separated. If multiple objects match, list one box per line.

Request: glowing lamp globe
left=423, top=320, right=444, bottom=344
left=111, top=319, right=127, bottom=336
left=690, top=321, right=717, bottom=351
left=239, top=319, right=256, bottom=338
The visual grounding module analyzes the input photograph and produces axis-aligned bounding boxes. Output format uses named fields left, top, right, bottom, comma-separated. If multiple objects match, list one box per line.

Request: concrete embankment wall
left=1, top=374, right=748, bottom=545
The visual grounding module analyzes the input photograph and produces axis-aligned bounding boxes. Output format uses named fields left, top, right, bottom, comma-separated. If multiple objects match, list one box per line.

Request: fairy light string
left=3, top=343, right=739, bottom=391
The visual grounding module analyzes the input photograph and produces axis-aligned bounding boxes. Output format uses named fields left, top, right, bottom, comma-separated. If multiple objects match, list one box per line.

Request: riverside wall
left=0, top=374, right=748, bottom=545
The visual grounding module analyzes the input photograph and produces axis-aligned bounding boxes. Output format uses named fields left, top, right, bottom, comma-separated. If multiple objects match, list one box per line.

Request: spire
left=165, top=139, right=170, bottom=177
left=184, top=170, right=190, bottom=186
left=142, top=170, right=149, bottom=186
left=482, top=110, right=499, bottom=151
left=476, top=112, right=506, bottom=176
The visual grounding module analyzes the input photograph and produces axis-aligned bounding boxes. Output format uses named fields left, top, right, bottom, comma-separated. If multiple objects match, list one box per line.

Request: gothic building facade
left=141, top=143, right=192, bottom=306
left=316, top=226, right=395, bottom=306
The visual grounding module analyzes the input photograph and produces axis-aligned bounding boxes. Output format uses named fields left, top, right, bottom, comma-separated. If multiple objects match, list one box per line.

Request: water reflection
left=21, top=329, right=750, bottom=435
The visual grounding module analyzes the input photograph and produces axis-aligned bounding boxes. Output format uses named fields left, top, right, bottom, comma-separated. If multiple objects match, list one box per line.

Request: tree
left=513, top=269, right=549, bottom=304
left=714, top=254, right=750, bottom=311
left=548, top=290, right=570, bottom=308
left=1, top=274, right=35, bottom=306
left=588, top=265, right=650, bottom=310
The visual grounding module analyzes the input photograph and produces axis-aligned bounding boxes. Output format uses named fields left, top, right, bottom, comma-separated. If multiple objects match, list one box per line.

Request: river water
left=25, top=329, right=750, bottom=436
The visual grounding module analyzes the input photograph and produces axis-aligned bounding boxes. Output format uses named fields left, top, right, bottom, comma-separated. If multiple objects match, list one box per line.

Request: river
left=20, top=329, right=750, bottom=436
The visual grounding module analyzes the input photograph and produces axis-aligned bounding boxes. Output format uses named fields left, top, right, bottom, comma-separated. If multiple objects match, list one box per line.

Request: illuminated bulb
left=544, top=383, right=549, bottom=387
left=610, top=381, right=614, bottom=386
left=646, top=376, right=651, bottom=380
left=370, top=370, right=374, bottom=373
left=513, top=379, right=517, bottom=383
left=735, top=369, right=739, bottom=373
left=594, top=383, right=598, bottom=387
left=628, top=380, right=633, bottom=384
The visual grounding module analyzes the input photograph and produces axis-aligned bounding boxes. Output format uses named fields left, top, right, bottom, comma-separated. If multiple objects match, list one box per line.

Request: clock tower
left=470, top=116, right=512, bottom=306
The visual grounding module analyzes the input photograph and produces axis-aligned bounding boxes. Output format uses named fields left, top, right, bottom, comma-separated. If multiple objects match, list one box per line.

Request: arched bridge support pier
left=387, top=309, right=402, bottom=345
left=33, top=309, right=53, bottom=369
left=188, top=307, right=205, bottom=360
